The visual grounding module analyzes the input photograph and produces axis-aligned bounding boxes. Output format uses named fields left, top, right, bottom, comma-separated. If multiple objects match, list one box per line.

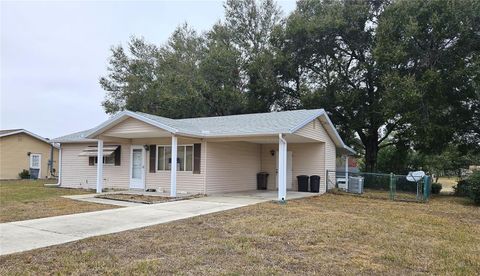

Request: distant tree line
left=100, top=0, right=480, bottom=172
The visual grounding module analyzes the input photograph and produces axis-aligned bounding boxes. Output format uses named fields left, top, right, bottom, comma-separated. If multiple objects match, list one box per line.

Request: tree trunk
left=364, top=134, right=379, bottom=172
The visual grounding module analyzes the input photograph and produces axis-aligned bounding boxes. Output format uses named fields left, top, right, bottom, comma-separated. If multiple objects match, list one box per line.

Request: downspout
left=45, top=143, right=61, bottom=187
left=49, top=144, right=56, bottom=177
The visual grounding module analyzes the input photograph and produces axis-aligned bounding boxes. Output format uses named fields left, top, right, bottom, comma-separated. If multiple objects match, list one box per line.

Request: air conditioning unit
left=348, top=176, right=364, bottom=194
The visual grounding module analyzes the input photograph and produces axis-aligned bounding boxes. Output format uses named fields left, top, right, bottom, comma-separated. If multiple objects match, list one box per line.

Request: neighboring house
left=336, top=156, right=360, bottom=173
left=0, top=129, right=58, bottom=180
left=52, top=109, right=354, bottom=200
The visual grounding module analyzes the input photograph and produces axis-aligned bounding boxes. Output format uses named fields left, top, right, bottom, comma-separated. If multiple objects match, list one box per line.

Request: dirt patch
left=95, top=193, right=204, bottom=204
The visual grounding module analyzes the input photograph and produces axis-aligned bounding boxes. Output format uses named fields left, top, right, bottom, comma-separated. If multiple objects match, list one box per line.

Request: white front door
left=29, top=153, right=41, bottom=179
left=276, top=151, right=293, bottom=189
left=129, top=146, right=145, bottom=189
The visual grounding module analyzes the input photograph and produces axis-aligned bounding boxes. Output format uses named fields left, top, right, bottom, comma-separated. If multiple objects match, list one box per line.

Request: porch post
left=345, top=155, right=349, bottom=191
left=170, top=135, right=177, bottom=197
left=278, top=134, right=287, bottom=201
left=96, top=139, right=103, bottom=193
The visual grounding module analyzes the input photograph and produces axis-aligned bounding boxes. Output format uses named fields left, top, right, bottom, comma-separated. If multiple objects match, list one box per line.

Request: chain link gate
left=326, top=170, right=431, bottom=202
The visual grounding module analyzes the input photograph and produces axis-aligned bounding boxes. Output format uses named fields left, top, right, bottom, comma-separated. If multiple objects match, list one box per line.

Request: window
left=88, top=145, right=121, bottom=166
left=94, top=155, right=115, bottom=165
left=157, top=145, right=193, bottom=171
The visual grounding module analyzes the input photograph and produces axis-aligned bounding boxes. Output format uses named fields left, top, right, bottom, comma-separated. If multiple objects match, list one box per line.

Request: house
left=52, top=109, right=354, bottom=200
left=0, top=129, right=58, bottom=179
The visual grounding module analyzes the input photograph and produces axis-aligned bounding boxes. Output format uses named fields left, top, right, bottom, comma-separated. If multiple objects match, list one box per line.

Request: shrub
left=455, top=172, right=480, bottom=205
left=467, top=172, right=480, bottom=205
left=454, top=179, right=469, bottom=196
left=431, top=183, right=442, bottom=194
left=18, top=169, right=30, bottom=179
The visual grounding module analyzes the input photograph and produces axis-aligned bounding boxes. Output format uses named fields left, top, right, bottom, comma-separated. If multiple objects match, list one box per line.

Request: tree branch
left=378, top=121, right=398, bottom=144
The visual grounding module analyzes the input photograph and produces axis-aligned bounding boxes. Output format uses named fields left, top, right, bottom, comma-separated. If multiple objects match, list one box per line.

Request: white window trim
left=29, top=153, right=42, bottom=177
left=156, top=144, right=194, bottom=172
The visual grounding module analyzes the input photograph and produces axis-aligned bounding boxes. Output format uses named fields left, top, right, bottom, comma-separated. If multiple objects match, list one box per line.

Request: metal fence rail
left=326, top=170, right=431, bottom=202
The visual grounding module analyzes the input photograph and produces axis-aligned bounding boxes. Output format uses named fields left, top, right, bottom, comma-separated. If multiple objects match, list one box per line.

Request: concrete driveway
left=0, top=191, right=316, bottom=255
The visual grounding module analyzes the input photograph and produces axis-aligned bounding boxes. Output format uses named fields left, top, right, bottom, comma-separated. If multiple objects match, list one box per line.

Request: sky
left=0, top=0, right=296, bottom=139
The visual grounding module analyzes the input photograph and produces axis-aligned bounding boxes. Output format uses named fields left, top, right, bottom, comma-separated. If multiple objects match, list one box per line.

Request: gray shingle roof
left=53, top=129, right=96, bottom=142
left=52, top=109, right=354, bottom=154
left=137, top=109, right=323, bottom=136
left=0, top=129, right=22, bottom=136
left=55, top=109, right=325, bottom=142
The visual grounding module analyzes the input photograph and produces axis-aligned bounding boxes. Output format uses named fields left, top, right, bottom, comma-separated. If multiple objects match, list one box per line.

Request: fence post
left=389, top=173, right=395, bottom=201
left=423, top=175, right=430, bottom=202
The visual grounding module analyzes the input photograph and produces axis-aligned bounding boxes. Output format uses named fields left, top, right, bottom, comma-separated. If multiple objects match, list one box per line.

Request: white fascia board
left=200, top=131, right=292, bottom=139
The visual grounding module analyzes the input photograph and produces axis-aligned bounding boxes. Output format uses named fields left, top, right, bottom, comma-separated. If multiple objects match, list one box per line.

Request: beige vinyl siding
left=324, top=138, right=336, bottom=189
left=294, top=119, right=330, bottom=141
left=132, top=137, right=206, bottom=194
left=60, top=143, right=130, bottom=190
left=205, top=141, right=261, bottom=194
left=0, top=133, right=58, bottom=179
left=293, top=118, right=337, bottom=191
left=260, top=143, right=326, bottom=192
left=103, top=117, right=170, bottom=137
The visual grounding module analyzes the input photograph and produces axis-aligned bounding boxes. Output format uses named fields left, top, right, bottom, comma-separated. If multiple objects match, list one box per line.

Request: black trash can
left=29, top=168, right=40, bottom=179
left=310, top=175, right=321, bottom=193
left=297, top=175, right=309, bottom=192
left=257, top=172, right=269, bottom=190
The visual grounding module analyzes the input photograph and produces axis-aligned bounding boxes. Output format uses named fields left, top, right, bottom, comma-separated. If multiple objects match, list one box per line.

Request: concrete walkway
left=0, top=191, right=316, bottom=256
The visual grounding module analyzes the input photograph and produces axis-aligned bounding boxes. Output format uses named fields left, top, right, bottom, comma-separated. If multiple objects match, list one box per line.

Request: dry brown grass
left=1, top=193, right=479, bottom=275
left=0, top=180, right=119, bottom=222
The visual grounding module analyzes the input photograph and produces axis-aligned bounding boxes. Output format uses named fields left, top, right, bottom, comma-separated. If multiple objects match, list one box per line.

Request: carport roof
left=53, top=109, right=355, bottom=154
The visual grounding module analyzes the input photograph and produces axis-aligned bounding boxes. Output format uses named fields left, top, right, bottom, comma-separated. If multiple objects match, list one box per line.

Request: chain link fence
left=326, top=170, right=431, bottom=202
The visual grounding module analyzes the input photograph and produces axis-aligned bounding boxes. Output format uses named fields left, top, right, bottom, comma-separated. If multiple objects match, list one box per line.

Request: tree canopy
left=100, top=0, right=480, bottom=172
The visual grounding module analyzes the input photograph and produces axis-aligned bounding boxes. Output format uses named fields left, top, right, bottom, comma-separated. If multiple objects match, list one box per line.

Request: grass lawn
left=0, top=180, right=119, bottom=223
left=1, top=193, right=478, bottom=275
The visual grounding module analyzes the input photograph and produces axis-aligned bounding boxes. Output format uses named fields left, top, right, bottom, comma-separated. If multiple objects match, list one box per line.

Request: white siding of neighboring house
left=60, top=143, right=130, bottom=190
left=205, top=141, right=261, bottom=194
left=293, top=118, right=337, bottom=191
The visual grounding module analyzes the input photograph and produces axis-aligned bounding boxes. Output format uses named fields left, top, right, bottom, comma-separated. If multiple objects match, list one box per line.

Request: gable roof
left=0, top=129, right=53, bottom=145
left=53, top=109, right=355, bottom=154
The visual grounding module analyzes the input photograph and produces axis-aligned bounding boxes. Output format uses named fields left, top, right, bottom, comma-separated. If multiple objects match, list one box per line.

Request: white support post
left=96, top=140, right=103, bottom=193
left=278, top=134, right=287, bottom=201
left=345, top=155, right=349, bottom=191
left=170, top=135, right=177, bottom=197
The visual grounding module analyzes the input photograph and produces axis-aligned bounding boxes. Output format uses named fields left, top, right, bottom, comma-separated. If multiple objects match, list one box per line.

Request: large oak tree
left=100, top=0, right=479, bottom=171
